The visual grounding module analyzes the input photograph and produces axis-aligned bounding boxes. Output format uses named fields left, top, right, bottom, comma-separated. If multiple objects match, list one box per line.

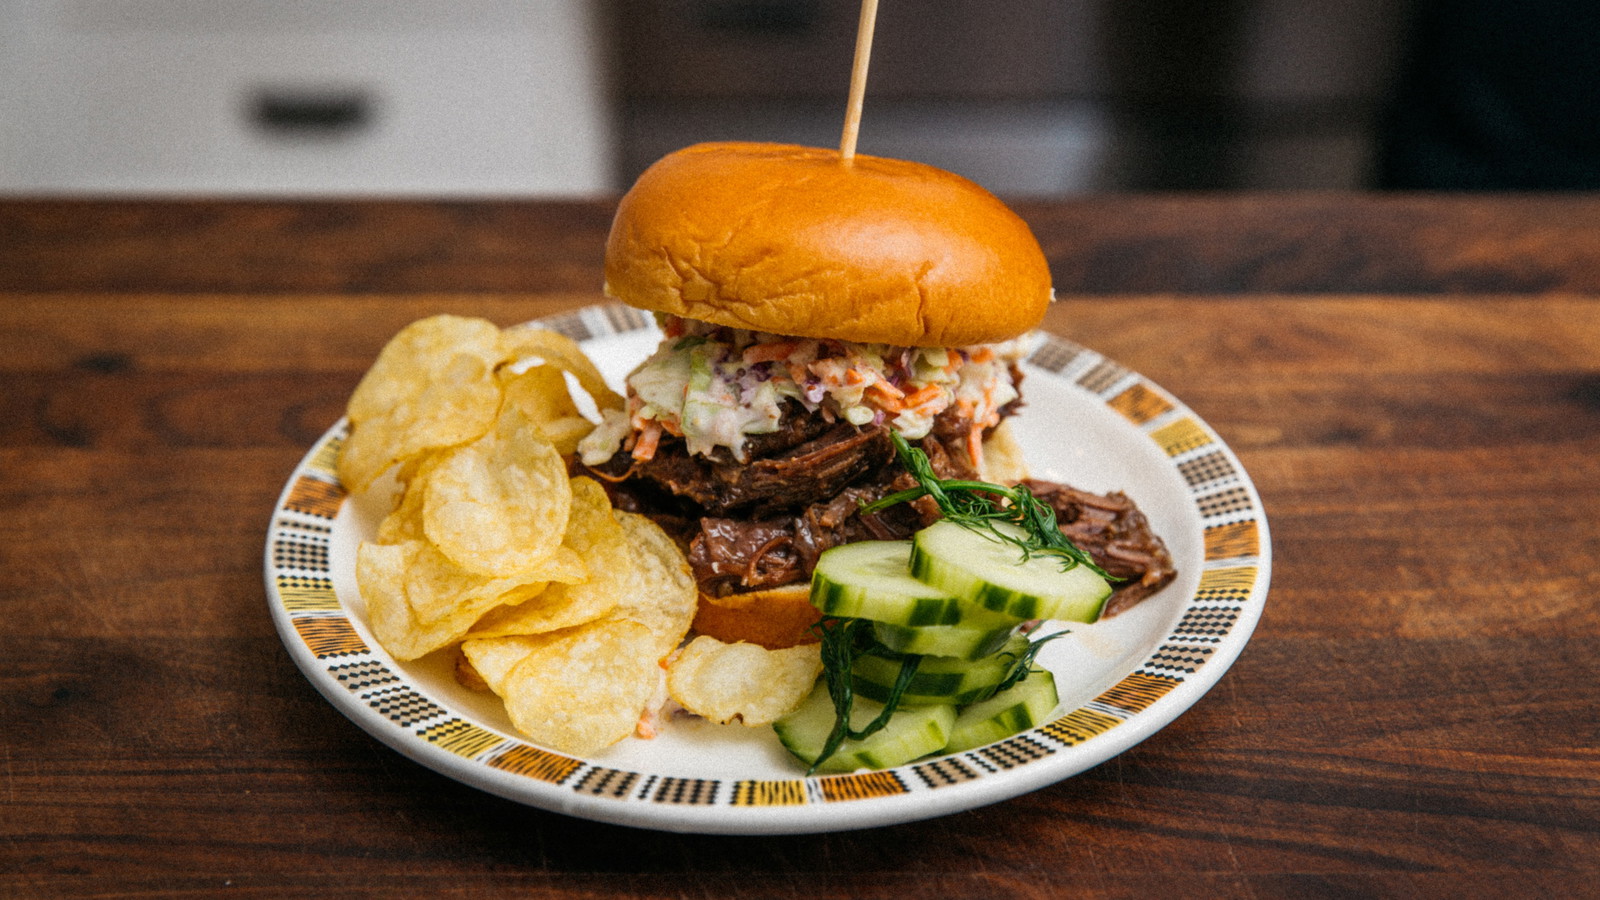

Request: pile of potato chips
left=339, top=315, right=820, bottom=757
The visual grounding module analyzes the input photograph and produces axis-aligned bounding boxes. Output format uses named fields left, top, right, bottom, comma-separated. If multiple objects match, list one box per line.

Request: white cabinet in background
left=0, top=0, right=618, bottom=196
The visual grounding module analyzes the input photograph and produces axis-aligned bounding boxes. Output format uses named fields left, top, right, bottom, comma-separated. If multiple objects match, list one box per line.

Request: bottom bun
left=691, top=583, right=820, bottom=649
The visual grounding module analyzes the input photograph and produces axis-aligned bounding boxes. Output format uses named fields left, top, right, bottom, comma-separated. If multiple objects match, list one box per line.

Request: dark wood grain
left=6, top=195, right=1600, bottom=295
left=2, top=198, right=1598, bottom=899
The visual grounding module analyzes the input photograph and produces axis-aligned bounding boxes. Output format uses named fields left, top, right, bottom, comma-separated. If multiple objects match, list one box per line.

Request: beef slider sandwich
left=579, top=142, right=1174, bottom=647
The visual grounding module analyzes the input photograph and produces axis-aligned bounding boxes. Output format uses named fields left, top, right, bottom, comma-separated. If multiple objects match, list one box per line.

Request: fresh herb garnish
left=810, top=617, right=921, bottom=775
left=862, top=432, right=1111, bottom=579
left=804, top=434, right=1102, bottom=773
left=987, top=628, right=1066, bottom=697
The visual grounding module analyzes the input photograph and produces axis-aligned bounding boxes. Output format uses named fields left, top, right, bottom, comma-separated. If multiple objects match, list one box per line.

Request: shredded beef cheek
left=579, top=393, right=1175, bottom=615
left=1022, top=479, right=1178, bottom=616
left=688, top=484, right=937, bottom=595
left=627, top=422, right=896, bottom=517
left=688, top=518, right=804, bottom=593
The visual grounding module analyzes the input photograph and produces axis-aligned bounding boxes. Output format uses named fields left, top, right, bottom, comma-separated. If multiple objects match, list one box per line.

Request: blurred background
left=2, top=0, right=1594, bottom=197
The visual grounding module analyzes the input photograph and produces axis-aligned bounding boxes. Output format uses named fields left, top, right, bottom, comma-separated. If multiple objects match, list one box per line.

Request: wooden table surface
left=4, top=196, right=1598, bottom=898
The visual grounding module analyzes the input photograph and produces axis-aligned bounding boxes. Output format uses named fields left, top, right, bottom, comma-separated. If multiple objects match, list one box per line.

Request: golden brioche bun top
left=603, top=142, right=1053, bottom=347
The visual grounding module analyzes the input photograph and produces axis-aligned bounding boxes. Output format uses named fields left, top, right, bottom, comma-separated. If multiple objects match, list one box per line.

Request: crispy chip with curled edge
left=462, top=580, right=605, bottom=641
left=493, top=619, right=664, bottom=756
left=612, top=511, right=699, bottom=658
left=403, top=538, right=577, bottom=627
left=380, top=599, right=500, bottom=662
left=373, top=455, right=439, bottom=545
left=359, top=539, right=561, bottom=661
left=460, top=634, right=548, bottom=695
left=356, top=540, right=419, bottom=657
left=346, top=316, right=503, bottom=423
left=345, top=316, right=710, bottom=752
left=667, top=636, right=822, bottom=726
left=422, top=406, right=573, bottom=577
left=462, top=477, right=627, bottom=640
left=498, top=326, right=625, bottom=414
left=500, top=364, right=596, bottom=456
left=338, top=316, right=505, bottom=493
left=357, top=539, right=486, bottom=661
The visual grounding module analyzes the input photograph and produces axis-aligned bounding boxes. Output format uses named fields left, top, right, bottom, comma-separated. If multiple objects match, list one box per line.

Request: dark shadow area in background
left=1101, top=0, right=1252, bottom=190
left=1377, top=0, right=1600, bottom=190
left=611, top=0, right=1600, bottom=193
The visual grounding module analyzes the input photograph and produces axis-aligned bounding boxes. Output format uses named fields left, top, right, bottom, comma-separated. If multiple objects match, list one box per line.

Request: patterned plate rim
left=264, top=303, right=1271, bottom=834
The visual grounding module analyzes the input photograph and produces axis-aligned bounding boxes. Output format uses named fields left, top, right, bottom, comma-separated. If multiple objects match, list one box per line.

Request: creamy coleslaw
left=579, top=315, right=1023, bottom=467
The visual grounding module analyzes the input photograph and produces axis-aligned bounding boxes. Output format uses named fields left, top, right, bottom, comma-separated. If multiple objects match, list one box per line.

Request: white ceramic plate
left=265, top=303, right=1271, bottom=834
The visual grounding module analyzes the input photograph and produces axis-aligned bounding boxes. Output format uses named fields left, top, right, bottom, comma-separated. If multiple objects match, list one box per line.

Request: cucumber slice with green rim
left=943, top=668, right=1060, bottom=754
left=910, top=520, right=1112, bottom=622
left=811, top=540, right=1015, bottom=627
left=871, top=619, right=1018, bottom=660
left=773, top=681, right=957, bottom=773
left=852, top=635, right=1031, bottom=706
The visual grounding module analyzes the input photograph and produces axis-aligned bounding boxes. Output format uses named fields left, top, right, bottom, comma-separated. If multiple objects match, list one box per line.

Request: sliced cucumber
left=943, top=668, right=1060, bottom=754
left=811, top=540, right=1015, bottom=627
left=871, top=619, right=1017, bottom=660
left=910, top=520, right=1112, bottom=623
left=852, top=635, right=1031, bottom=706
left=773, top=681, right=957, bottom=773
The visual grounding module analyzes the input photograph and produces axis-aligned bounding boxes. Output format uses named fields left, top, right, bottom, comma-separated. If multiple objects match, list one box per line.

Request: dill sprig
left=809, top=617, right=921, bottom=775
left=803, top=435, right=1101, bottom=773
left=862, top=433, right=1111, bottom=579
left=987, top=628, right=1066, bottom=697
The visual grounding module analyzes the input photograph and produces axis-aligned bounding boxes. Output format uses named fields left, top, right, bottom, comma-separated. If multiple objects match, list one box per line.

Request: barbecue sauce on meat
left=580, top=399, right=1175, bottom=615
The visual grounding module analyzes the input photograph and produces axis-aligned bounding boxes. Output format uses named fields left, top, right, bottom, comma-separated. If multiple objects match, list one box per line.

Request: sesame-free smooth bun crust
left=604, top=142, right=1053, bottom=347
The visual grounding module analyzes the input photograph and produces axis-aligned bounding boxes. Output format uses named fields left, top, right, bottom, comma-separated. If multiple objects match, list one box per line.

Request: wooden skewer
left=839, top=0, right=880, bottom=162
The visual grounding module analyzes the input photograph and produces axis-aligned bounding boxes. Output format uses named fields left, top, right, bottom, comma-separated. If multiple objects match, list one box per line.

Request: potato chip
left=462, top=478, right=627, bottom=640
left=667, top=636, right=823, bottom=726
left=612, top=511, right=699, bottom=658
left=380, top=603, right=496, bottom=662
left=462, top=588, right=599, bottom=643
left=347, top=316, right=503, bottom=422
left=500, top=364, right=597, bottom=456
left=360, top=547, right=475, bottom=662
left=357, top=535, right=580, bottom=661
left=374, top=455, right=439, bottom=545
left=500, top=363, right=581, bottom=421
left=344, top=316, right=714, bottom=753
left=494, top=619, right=665, bottom=756
left=356, top=540, right=422, bottom=657
left=402, top=538, right=572, bottom=627
left=498, top=326, right=625, bottom=414
left=460, top=634, right=550, bottom=695
left=453, top=649, right=490, bottom=692
left=422, top=406, right=573, bottom=577
left=338, top=316, right=506, bottom=492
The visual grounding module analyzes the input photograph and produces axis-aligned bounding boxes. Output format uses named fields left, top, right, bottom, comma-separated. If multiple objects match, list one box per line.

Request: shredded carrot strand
left=866, top=381, right=907, bottom=411
left=631, top=420, right=663, bottom=461
left=742, top=340, right=799, bottom=364
left=902, top=384, right=945, bottom=410
left=866, top=377, right=904, bottom=398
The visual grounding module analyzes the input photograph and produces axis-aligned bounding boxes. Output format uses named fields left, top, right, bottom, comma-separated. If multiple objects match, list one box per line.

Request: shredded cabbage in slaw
left=578, top=315, right=1024, bottom=467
